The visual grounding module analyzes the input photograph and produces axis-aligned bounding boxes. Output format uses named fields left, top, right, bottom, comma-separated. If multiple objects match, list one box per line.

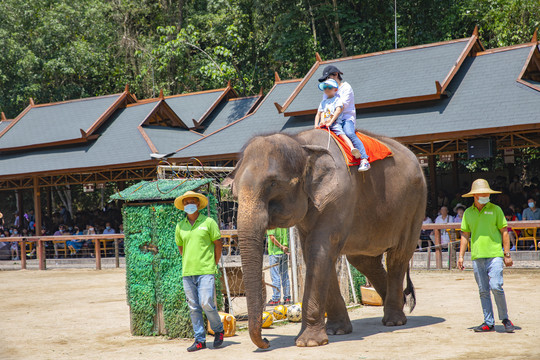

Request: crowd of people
left=0, top=205, right=123, bottom=260
left=422, top=176, right=540, bottom=251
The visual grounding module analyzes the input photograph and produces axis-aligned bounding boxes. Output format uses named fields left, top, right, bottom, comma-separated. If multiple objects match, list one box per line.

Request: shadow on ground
left=255, top=315, right=445, bottom=352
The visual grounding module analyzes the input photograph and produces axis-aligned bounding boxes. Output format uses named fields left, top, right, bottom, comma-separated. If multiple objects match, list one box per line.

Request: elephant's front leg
left=295, top=231, right=336, bottom=347
left=325, top=263, right=352, bottom=335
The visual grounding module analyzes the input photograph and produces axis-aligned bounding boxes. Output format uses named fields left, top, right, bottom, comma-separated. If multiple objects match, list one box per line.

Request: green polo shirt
left=461, top=202, right=507, bottom=260
left=175, top=214, right=221, bottom=277
left=267, top=228, right=289, bottom=255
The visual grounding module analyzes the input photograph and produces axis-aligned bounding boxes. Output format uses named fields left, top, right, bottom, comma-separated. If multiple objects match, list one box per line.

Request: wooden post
left=20, top=239, right=26, bottom=270
left=434, top=229, right=442, bottom=269
left=16, top=189, right=24, bottom=227
left=452, top=156, right=459, bottom=193
left=427, top=243, right=431, bottom=270
left=33, top=177, right=45, bottom=270
left=428, top=155, right=438, bottom=210
left=46, top=188, right=53, bottom=219
left=114, top=239, right=120, bottom=268
left=95, top=239, right=102, bottom=270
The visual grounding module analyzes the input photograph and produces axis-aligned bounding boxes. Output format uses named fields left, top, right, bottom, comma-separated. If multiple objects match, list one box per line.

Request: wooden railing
left=0, top=234, right=125, bottom=270
left=421, top=220, right=540, bottom=269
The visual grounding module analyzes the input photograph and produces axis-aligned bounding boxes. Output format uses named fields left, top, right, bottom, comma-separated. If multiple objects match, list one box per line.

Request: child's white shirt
left=318, top=96, right=344, bottom=124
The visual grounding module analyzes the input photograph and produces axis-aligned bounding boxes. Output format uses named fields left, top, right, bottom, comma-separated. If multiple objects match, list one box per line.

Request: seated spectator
left=67, top=226, right=83, bottom=256
left=53, top=225, right=66, bottom=258
left=522, top=198, right=540, bottom=220
left=435, top=206, right=454, bottom=247
left=10, top=228, right=20, bottom=260
left=453, top=204, right=466, bottom=223
left=504, top=209, right=518, bottom=251
left=419, top=213, right=433, bottom=251
left=82, top=225, right=96, bottom=258
left=103, top=222, right=115, bottom=234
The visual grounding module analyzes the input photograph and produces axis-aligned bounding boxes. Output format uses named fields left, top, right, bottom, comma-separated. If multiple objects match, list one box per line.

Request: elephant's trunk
left=238, top=198, right=270, bottom=349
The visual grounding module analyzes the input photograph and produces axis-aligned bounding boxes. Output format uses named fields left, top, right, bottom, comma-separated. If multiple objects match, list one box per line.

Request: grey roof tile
left=0, top=94, right=121, bottom=149
left=202, top=96, right=259, bottom=135
left=143, top=125, right=203, bottom=154
left=284, top=40, right=470, bottom=113
left=165, top=89, right=225, bottom=125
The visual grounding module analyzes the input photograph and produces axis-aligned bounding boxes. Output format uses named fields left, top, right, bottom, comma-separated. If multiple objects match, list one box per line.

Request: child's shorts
left=329, top=119, right=345, bottom=136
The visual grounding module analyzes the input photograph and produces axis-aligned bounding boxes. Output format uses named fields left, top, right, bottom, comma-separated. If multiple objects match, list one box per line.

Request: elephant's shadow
left=258, top=315, right=445, bottom=351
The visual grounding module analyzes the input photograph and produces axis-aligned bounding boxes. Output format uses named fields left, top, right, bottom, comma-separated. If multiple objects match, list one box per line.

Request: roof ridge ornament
left=473, top=25, right=479, bottom=37
left=29, top=98, right=35, bottom=106
left=1, top=112, right=6, bottom=121
left=315, top=52, right=322, bottom=62
left=532, top=28, right=538, bottom=43
left=275, top=72, right=281, bottom=83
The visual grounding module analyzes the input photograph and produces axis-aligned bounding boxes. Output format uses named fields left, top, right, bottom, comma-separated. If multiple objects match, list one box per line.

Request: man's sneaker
left=502, top=319, right=515, bottom=333
left=358, top=159, right=370, bottom=172
left=187, top=341, right=206, bottom=352
left=473, top=323, right=494, bottom=332
left=283, top=297, right=292, bottom=305
left=213, top=331, right=224, bottom=348
left=351, top=148, right=361, bottom=159
left=267, top=299, right=280, bottom=306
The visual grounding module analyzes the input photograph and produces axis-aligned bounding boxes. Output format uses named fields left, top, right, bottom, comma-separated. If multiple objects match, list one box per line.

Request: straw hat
left=174, top=191, right=208, bottom=211
left=462, top=179, right=501, bottom=197
left=0, top=212, right=3, bottom=219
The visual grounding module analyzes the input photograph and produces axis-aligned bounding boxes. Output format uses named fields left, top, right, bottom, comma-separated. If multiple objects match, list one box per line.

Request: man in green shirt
left=267, top=228, right=291, bottom=305
left=458, top=179, right=515, bottom=333
left=174, top=191, right=224, bottom=352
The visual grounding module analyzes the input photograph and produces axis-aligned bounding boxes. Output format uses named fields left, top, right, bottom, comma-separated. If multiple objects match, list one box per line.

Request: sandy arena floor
left=1, top=268, right=539, bottom=360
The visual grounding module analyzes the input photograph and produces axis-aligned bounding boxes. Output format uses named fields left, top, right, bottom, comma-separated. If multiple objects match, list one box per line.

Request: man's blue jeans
left=342, top=120, right=368, bottom=159
left=472, top=257, right=509, bottom=326
left=183, top=274, right=224, bottom=342
left=269, top=254, right=291, bottom=301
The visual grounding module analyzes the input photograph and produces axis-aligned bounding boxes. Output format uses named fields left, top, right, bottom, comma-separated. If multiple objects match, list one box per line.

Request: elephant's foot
left=325, top=318, right=352, bottom=335
left=295, top=326, right=329, bottom=347
left=382, top=308, right=407, bottom=326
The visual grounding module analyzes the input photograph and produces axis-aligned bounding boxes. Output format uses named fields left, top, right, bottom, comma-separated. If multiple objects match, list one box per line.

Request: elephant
left=226, top=128, right=427, bottom=348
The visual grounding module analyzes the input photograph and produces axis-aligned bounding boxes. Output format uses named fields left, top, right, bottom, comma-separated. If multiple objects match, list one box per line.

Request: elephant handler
left=457, top=179, right=516, bottom=333
left=267, top=228, right=291, bottom=306
left=174, top=191, right=225, bottom=352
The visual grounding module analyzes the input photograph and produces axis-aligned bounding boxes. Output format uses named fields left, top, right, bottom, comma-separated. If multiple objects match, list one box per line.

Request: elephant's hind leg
left=325, top=263, right=352, bottom=335
left=346, top=254, right=388, bottom=302
left=381, top=248, right=409, bottom=326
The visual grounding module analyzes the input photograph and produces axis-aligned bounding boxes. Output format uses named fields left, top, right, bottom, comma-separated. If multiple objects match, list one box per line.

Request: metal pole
left=114, top=239, right=120, bottom=268
left=345, top=257, right=358, bottom=304
left=289, top=227, right=299, bottom=303
left=220, top=256, right=233, bottom=316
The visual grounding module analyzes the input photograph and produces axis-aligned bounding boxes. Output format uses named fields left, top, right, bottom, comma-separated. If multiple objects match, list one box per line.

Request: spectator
left=10, top=228, right=20, bottom=260
left=13, top=211, right=20, bottom=227
left=82, top=225, right=96, bottom=258
left=53, top=225, right=66, bottom=258
left=419, top=213, right=434, bottom=251
left=267, top=228, right=291, bottom=305
left=504, top=209, right=518, bottom=251
left=509, top=176, right=523, bottom=198
left=103, top=222, right=115, bottom=234
left=522, top=198, right=540, bottom=221
left=67, top=226, right=83, bottom=256
left=435, top=206, right=454, bottom=247
left=453, top=204, right=466, bottom=223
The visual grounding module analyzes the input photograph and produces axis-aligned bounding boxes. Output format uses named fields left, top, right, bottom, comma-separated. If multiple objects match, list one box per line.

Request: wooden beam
left=84, top=91, right=134, bottom=136
left=29, top=98, right=34, bottom=106
left=125, top=84, right=130, bottom=92
left=275, top=72, right=281, bottom=83
left=1, top=112, right=6, bottom=121
left=473, top=25, right=479, bottom=37
left=33, top=177, right=44, bottom=270
left=137, top=126, right=158, bottom=153
left=533, top=28, right=538, bottom=43
left=159, top=89, right=164, bottom=99
left=439, top=34, right=479, bottom=94
left=517, top=45, right=537, bottom=80
left=278, top=60, right=321, bottom=113
left=315, top=52, right=322, bottom=62
left=274, top=102, right=284, bottom=113
left=476, top=43, right=536, bottom=56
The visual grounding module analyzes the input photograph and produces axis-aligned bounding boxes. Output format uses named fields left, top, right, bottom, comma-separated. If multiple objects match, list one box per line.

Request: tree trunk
left=331, top=0, right=347, bottom=56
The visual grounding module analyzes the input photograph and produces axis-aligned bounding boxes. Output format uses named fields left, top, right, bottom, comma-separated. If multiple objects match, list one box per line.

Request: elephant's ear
left=302, top=145, right=339, bottom=211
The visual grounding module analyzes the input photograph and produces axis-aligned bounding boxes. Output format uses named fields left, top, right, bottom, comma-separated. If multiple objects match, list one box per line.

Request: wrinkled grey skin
left=227, top=128, right=426, bottom=348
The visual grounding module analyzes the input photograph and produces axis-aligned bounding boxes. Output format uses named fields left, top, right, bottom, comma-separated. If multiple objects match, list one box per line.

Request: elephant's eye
left=270, top=180, right=277, bottom=187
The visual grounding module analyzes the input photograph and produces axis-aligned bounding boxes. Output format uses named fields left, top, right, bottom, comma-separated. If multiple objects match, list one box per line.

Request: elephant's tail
left=403, top=266, right=416, bottom=313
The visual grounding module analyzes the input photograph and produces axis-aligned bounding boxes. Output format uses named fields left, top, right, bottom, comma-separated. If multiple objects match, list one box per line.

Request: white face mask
left=478, top=196, right=490, bottom=205
left=184, top=204, right=198, bottom=215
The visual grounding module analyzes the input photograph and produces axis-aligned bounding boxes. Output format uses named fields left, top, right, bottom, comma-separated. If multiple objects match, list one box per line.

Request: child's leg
left=342, top=120, right=368, bottom=159
left=338, top=134, right=354, bottom=151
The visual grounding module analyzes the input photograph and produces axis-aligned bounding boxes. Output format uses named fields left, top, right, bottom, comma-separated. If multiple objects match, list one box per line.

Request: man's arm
left=177, top=246, right=183, bottom=255
left=326, top=106, right=343, bottom=126
left=269, top=234, right=288, bottom=253
left=214, top=239, right=223, bottom=264
left=457, top=232, right=470, bottom=270
left=501, top=228, right=513, bottom=267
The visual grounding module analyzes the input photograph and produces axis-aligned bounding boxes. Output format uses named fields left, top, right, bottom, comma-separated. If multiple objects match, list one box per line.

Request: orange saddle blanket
left=320, top=127, right=393, bottom=167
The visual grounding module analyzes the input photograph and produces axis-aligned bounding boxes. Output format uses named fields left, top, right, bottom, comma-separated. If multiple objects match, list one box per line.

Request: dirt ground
left=1, top=269, right=539, bottom=360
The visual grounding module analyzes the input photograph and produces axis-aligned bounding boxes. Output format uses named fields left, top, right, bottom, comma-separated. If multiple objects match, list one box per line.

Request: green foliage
left=122, top=191, right=220, bottom=338
left=349, top=265, right=367, bottom=303
left=1, top=0, right=538, bottom=118
left=110, top=178, right=212, bottom=202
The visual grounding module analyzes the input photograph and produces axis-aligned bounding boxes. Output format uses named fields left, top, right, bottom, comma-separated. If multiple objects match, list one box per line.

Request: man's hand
left=457, top=257, right=464, bottom=270
left=282, top=246, right=289, bottom=254
left=504, top=255, right=513, bottom=267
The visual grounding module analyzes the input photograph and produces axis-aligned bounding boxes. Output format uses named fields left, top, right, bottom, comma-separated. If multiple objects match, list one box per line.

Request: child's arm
left=326, top=106, right=343, bottom=126
left=314, top=111, right=322, bottom=128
